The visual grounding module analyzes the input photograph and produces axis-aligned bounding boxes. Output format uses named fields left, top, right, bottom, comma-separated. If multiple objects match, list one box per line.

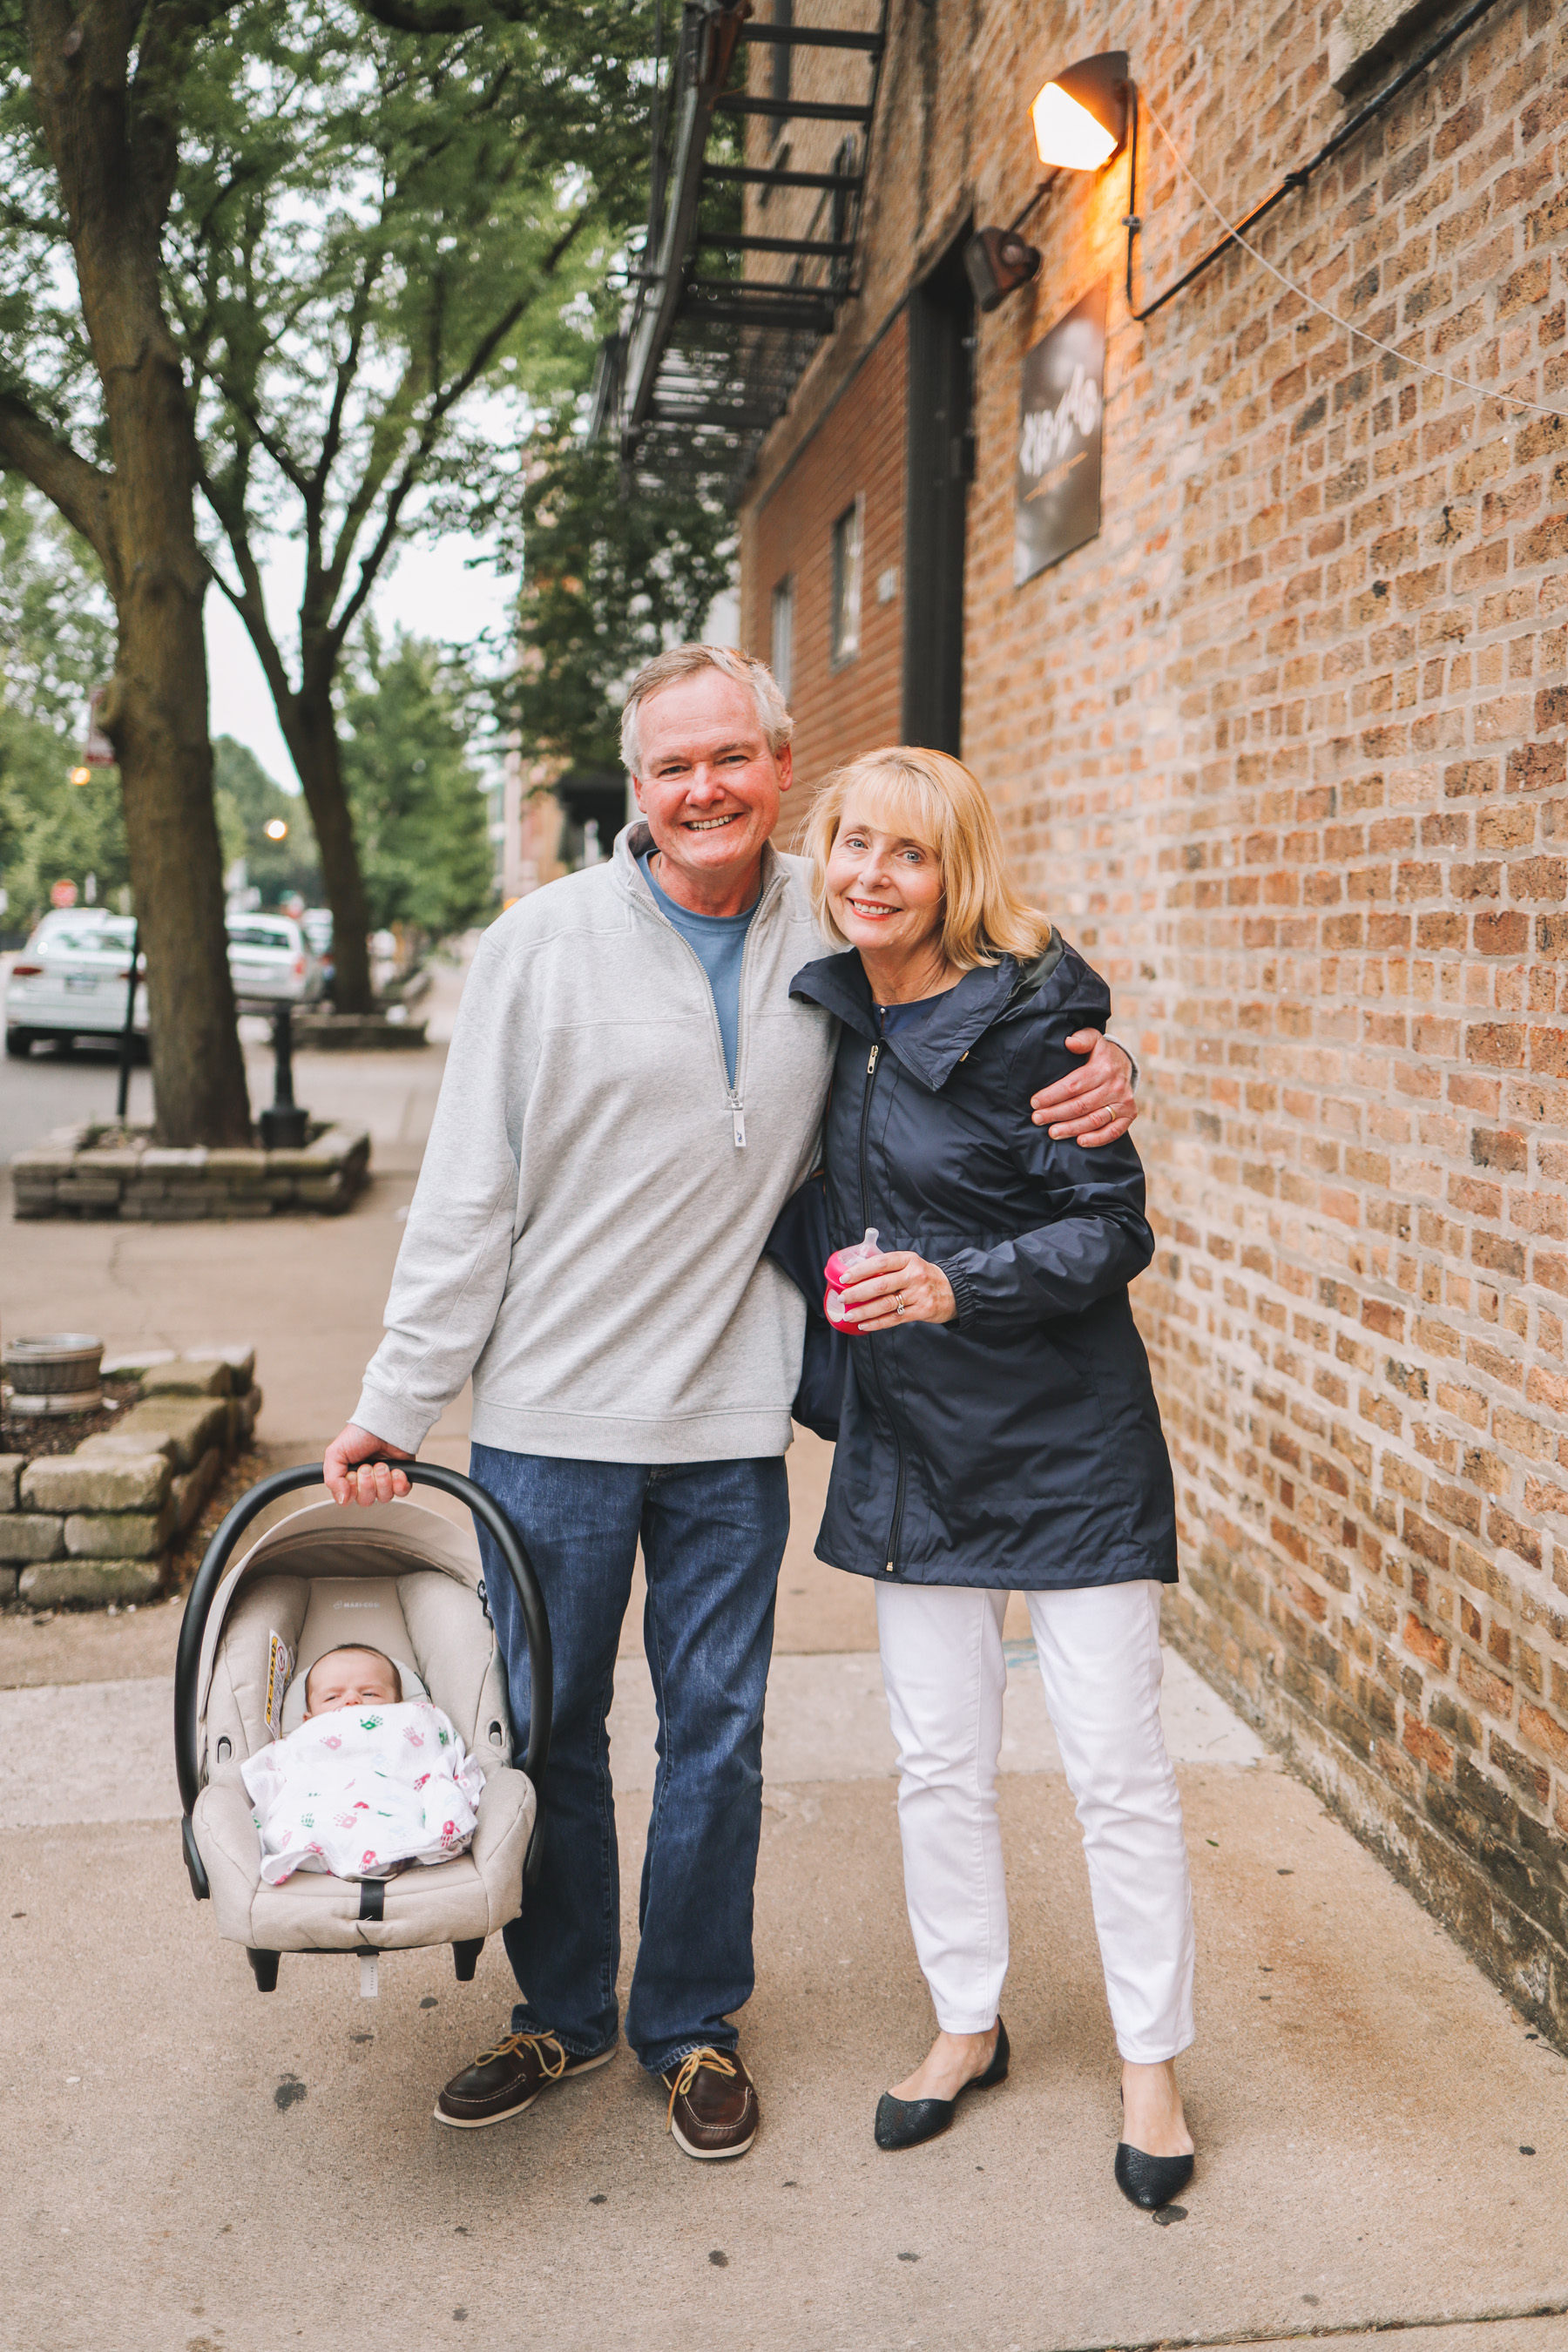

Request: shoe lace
left=476, top=2029, right=567, bottom=2081
left=665, top=2045, right=738, bottom=2132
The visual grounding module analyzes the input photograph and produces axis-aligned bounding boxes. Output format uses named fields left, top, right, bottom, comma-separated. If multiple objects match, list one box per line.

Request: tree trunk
left=283, top=679, right=375, bottom=1014
left=19, top=0, right=251, bottom=1146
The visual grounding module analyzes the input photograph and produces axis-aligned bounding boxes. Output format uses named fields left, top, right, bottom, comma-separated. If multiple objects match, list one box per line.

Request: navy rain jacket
left=787, top=935, right=1178, bottom=1591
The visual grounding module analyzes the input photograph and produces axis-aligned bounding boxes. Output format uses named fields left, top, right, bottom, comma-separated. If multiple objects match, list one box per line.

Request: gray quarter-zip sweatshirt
left=351, top=822, right=836, bottom=1464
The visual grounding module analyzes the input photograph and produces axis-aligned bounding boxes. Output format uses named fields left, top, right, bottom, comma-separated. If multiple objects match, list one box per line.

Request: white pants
left=875, top=1578, right=1196, bottom=2064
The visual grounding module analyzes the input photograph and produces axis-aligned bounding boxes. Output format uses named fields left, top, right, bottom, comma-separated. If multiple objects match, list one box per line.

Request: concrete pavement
left=4, top=960, right=1568, bottom=2351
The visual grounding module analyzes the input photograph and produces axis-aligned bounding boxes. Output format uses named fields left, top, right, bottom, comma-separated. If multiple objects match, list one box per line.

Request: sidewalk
left=3, top=967, right=1567, bottom=2352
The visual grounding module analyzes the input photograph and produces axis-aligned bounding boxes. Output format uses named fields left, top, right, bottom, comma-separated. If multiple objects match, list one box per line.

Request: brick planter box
left=0, top=1346, right=261, bottom=1605
left=10, top=1122, right=370, bottom=1220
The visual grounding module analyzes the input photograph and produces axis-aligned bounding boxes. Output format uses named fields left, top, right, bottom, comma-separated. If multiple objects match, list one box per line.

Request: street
left=0, top=1016, right=153, bottom=1161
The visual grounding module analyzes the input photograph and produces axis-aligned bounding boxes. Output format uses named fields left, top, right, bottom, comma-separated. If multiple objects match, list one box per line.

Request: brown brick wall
left=740, top=310, right=909, bottom=836
left=740, top=0, right=1568, bottom=2035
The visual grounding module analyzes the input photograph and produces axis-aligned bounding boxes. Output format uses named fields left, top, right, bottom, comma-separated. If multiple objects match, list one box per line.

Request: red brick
left=1520, top=1701, right=1568, bottom=1771
left=733, top=0, right=1568, bottom=1999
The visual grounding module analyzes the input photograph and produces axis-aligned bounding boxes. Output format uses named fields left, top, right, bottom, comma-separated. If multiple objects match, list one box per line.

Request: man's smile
left=683, top=812, right=743, bottom=832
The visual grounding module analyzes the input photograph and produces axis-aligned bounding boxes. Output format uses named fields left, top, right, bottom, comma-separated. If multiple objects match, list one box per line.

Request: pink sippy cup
left=823, top=1228, right=882, bottom=1334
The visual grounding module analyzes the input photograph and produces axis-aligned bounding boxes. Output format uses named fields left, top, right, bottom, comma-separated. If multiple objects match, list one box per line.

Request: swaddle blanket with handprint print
left=241, top=1699, right=487, bottom=1884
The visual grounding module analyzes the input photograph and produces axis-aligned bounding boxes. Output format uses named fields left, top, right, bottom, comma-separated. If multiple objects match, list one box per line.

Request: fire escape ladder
left=597, top=0, right=889, bottom=505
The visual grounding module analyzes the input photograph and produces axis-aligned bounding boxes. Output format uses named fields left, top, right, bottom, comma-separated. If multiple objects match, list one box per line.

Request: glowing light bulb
left=1031, top=80, right=1118, bottom=171
left=265, top=817, right=288, bottom=841
left=69, top=765, right=91, bottom=787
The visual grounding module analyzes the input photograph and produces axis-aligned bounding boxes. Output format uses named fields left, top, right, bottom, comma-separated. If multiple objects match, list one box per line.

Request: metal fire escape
left=593, top=0, right=886, bottom=504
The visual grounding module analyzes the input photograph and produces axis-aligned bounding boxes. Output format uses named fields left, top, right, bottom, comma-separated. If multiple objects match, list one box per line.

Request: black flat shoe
left=1114, top=2141, right=1194, bottom=2210
left=874, top=2020, right=1010, bottom=2151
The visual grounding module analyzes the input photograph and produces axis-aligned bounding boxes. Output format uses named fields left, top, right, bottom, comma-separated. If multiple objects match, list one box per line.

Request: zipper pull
left=867, top=1043, right=879, bottom=1074
left=728, top=1089, right=746, bottom=1148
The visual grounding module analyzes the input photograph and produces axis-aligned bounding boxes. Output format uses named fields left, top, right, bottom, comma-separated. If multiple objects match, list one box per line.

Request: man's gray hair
left=619, top=645, right=794, bottom=776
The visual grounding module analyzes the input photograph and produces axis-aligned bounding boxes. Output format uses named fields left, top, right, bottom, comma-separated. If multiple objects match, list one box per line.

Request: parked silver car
left=4, top=916, right=146, bottom=1058
left=226, top=914, right=328, bottom=1006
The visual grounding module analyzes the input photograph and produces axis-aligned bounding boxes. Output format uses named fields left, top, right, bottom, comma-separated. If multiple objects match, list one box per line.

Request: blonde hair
left=803, top=747, right=1052, bottom=973
left=620, top=645, right=793, bottom=775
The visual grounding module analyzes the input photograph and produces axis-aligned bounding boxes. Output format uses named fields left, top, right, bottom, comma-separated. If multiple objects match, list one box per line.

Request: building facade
left=736, top=0, right=1568, bottom=2036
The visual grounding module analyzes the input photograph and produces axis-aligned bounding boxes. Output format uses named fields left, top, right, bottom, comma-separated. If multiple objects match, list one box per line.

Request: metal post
left=115, top=921, right=140, bottom=1124
left=273, top=1001, right=294, bottom=1109
left=257, top=1000, right=309, bottom=1150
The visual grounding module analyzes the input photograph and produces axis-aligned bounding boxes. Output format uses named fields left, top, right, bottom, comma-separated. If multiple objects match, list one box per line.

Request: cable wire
left=1136, top=83, right=1568, bottom=424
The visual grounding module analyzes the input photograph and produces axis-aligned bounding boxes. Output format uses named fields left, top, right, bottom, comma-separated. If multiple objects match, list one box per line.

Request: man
left=324, top=645, right=1137, bottom=2159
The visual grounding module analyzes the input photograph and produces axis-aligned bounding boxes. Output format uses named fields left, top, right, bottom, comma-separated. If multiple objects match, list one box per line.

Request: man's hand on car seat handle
left=324, top=1423, right=414, bottom=1506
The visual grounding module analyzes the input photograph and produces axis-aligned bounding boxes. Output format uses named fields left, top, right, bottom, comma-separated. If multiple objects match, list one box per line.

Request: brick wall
left=740, top=0, right=1568, bottom=2036
left=740, top=308, right=909, bottom=833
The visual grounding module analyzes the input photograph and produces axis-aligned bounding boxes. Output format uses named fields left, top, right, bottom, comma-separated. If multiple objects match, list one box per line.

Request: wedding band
left=896, top=1294, right=907, bottom=1315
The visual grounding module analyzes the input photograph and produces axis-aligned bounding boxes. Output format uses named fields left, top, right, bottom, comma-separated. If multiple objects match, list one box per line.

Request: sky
left=206, top=530, right=514, bottom=791
left=206, top=530, right=740, bottom=794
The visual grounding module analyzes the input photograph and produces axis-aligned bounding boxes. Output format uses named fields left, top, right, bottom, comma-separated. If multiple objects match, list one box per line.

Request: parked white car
left=4, top=916, right=147, bottom=1058
left=226, top=913, right=328, bottom=1005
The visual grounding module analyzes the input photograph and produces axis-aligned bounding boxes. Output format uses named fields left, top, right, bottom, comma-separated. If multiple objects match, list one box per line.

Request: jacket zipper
left=639, top=856, right=781, bottom=1150
left=726, top=889, right=768, bottom=1148
left=856, top=1040, right=907, bottom=1573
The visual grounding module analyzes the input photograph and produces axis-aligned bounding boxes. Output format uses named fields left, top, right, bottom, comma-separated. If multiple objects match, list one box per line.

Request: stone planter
left=0, top=1345, right=260, bottom=1606
left=10, top=1122, right=370, bottom=1220
left=2, top=1333, right=105, bottom=1416
left=291, top=1010, right=429, bottom=1051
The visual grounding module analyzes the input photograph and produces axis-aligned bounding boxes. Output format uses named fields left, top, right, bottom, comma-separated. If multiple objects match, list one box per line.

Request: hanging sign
left=1014, top=280, right=1107, bottom=586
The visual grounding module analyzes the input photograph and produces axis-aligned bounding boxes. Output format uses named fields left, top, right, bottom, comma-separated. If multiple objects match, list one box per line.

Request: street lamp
left=964, top=51, right=1132, bottom=314
left=265, top=817, right=288, bottom=841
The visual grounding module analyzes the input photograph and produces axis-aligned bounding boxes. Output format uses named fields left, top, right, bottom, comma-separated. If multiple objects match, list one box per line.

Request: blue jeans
left=467, top=1445, right=789, bottom=2076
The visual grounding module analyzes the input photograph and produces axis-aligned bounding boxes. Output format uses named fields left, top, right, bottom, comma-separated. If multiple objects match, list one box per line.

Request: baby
left=242, top=1644, right=485, bottom=1885
left=303, top=1644, right=403, bottom=1717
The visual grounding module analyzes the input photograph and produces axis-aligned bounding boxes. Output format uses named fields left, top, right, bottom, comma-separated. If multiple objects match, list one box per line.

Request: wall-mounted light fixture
left=963, top=51, right=1131, bottom=314
left=963, top=226, right=1042, bottom=314
left=1029, top=51, right=1129, bottom=172
left=970, top=5, right=1506, bottom=331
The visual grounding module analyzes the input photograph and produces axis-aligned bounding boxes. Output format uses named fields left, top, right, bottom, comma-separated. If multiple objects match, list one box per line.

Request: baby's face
left=304, top=1648, right=402, bottom=1718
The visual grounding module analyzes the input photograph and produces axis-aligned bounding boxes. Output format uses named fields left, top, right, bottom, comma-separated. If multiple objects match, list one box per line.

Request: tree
left=506, top=427, right=735, bottom=779
left=0, top=479, right=128, bottom=929
left=0, top=0, right=251, bottom=1144
left=213, top=735, right=322, bottom=908
left=0, top=0, right=659, bottom=1124
left=340, top=629, right=493, bottom=940
left=172, top=0, right=655, bottom=1008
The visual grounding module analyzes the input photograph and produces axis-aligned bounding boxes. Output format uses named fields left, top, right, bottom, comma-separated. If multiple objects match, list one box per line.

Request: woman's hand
left=838, top=1250, right=956, bottom=1332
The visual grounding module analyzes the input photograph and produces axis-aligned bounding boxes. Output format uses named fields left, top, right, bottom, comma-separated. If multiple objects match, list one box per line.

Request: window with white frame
left=770, top=575, right=794, bottom=702
left=831, top=498, right=863, bottom=668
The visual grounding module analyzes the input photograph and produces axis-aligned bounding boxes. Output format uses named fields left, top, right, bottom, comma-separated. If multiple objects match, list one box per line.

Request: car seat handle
left=173, top=1463, right=553, bottom=1895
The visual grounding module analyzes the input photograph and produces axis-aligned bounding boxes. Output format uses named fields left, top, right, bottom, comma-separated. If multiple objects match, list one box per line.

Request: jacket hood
left=788, top=929, right=1085, bottom=1093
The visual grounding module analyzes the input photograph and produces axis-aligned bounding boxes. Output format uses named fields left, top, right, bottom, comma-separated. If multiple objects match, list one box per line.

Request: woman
left=787, top=747, right=1196, bottom=2212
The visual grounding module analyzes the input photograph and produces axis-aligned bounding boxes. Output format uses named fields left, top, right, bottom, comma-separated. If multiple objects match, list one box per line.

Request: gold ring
left=896, top=1294, right=907, bottom=1315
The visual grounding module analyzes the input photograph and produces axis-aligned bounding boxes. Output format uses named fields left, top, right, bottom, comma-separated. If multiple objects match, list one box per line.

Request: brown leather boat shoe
left=661, top=2045, right=759, bottom=2160
left=434, top=2028, right=616, bottom=2129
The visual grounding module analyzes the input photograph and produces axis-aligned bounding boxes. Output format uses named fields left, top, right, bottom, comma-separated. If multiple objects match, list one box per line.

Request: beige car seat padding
left=194, top=1763, right=535, bottom=1949
left=278, top=1577, right=428, bottom=1736
left=194, top=1496, right=482, bottom=1734
left=191, top=1491, right=530, bottom=1955
left=204, top=1573, right=310, bottom=1775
